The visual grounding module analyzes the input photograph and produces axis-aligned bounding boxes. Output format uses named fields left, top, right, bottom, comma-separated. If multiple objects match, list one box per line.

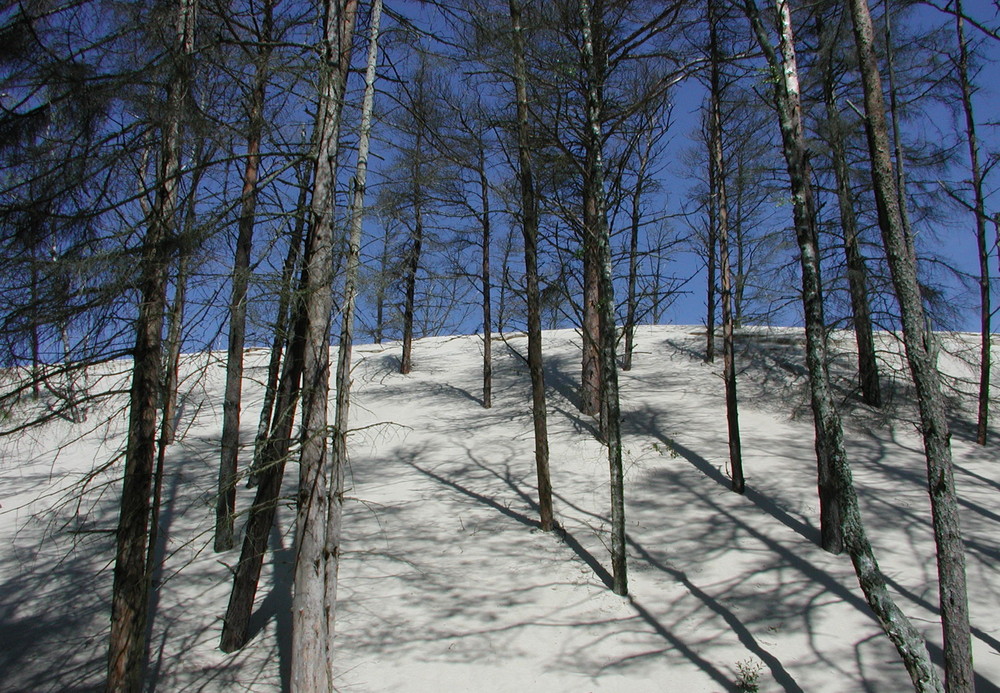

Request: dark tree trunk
left=818, top=17, right=881, bottom=408
left=509, top=0, right=554, bottom=532
left=218, top=0, right=274, bottom=551
left=480, top=146, right=493, bottom=408
left=220, top=304, right=306, bottom=652
left=884, top=10, right=918, bottom=266
left=107, top=0, right=196, bottom=690
left=250, top=166, right=308, bottom=485
left=848, top=0, right=973, bottom=689
left=708, top=0, right=744, bottom=495
left=400, top=177, right=423, bottom=375
left=952, top=0, right=991, bottom=445
left=580, top=206, right=601, bottom=416
left=705, top=187, right=717, bottom=364
left=622, top=131, right=649, bottom=373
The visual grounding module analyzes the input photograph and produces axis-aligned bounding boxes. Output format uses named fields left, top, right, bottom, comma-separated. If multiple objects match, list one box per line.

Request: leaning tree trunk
left=848, top=0, right=974, bottom=689
left=220, top=302, right=306, bottom=652
left=884, top=9, right=918, bottom=266
left=743, top=0, right=843, bottom=556
left=291, top=0, right=358, bottom=689
left=217, top=0, right=274, bottom=551
left=580, top=0, right=627, bottom=596
left=742, top=2, right=944, bottom=689
left=250, top=164, right=309, bottom=483
left=509, top=0, right=554, bottom=532
left=106, top=0, right=196, bottom=690
left=708, top=0, right=744, bottom=495
left=220, top=163, right=308, bottom=653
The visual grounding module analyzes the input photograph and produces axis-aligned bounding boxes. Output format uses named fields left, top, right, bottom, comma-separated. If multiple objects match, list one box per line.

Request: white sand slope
left=1, top=325, right=998, bottom=692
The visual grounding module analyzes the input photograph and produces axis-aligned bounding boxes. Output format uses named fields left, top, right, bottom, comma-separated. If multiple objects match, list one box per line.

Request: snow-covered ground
left=1, top=325, right=998, bottom=692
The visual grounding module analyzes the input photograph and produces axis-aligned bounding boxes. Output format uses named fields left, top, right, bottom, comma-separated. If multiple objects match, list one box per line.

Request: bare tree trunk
left=740, top=3, right=944, bottom=689
left=220, top=303, right=306, bottom=652
left=743, top=0, right=843, bottom=555
left=375, top=224, right=390, bottom=344
left=250, top=165, right=309, bottom=485
left=326, top=4, right=380, bottom=674
left=509, top=0, right=554, bottom=532
left=848, top=1, right=973, bottom=689
left=107, top=0, right=196, bottom=689
left=218, top=0, right=275, bottom=551
left=580, top=218, right=601, bottom=416
left=818, top=17, right=881, bottom=408
left=708, top=0, right=744, bottom=494
left=622, top=130, right=650, bottom=372
left=705, top=185, right=717, bottom=364
left=884, top=10, right=918, bottom=266
left=160, top=248, right=190, bottom=448
left=952, top=0, right=991, bottom=445
left=30, top=253, right=41, bottom=398
left=400, top=176, right=422, bottom=375
left=291, top=0, right=357, bottom=688
left=580, top=0, right=626, bottom=596
left=480, top=145, right=493, bottom=408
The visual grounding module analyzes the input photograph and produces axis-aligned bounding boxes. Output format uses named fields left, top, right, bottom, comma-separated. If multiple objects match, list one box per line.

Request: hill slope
left=1, top=325, right=998, bottom=691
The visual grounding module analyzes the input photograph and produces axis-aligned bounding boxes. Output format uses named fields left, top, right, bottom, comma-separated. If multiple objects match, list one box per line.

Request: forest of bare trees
left=1, top=0, right=998, bottom=690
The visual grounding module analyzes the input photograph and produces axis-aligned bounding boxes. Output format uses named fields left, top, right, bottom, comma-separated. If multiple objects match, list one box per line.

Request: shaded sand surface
left=1, top=326, right=998, bottom=691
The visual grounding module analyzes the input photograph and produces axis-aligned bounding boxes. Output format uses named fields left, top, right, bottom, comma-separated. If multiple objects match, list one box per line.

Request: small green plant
left=735, top=657, right=764, bottom=693
left=650, top=440, right=679, bottom=459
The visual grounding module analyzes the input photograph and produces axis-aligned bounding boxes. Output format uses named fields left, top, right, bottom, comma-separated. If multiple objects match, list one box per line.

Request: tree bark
left=291, top=0, right=357, bottom=689
left=741, top=2, right=944, bottom=689
left=220, top=303, right=306, bottom=652
left=107, top=0, right=196, bottom=689
left=580, top=0, right=627, bottom=596
left=400, top=141, right=424, bottom=375
left=580, top=206, right=602, bottom=417
left=848, top=0, right=973, bottom=689
left=479, top=144, right=493, bottom=408
left=817, top=14, right=881, bottom=408
left=622, top=130, right=650, bottom=372
left=744, top=0, right=843, bottom=555
left=509, top=0, right=554, bottom=532
left=249, top=164, right=309, bottom=486
left=218, top=0, right=275, bottom=551
left=952, top=0, right=991, bottom=445
left=708, top=0, right=744, bottom=495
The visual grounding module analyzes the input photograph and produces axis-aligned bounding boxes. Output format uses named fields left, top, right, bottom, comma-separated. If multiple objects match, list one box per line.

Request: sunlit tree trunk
left=742, top=2, right=943, bottom=689
left=580, top=0, right=627, bottom=596
left=743, top=0, right=842, bottom=555
left=291, top=0, right=357, bottom=688
left=848, top=0, right=973, bottom=689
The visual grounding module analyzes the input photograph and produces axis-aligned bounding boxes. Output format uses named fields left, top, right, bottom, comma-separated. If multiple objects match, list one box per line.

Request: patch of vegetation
left=734, top=657, right=764, bottom=693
